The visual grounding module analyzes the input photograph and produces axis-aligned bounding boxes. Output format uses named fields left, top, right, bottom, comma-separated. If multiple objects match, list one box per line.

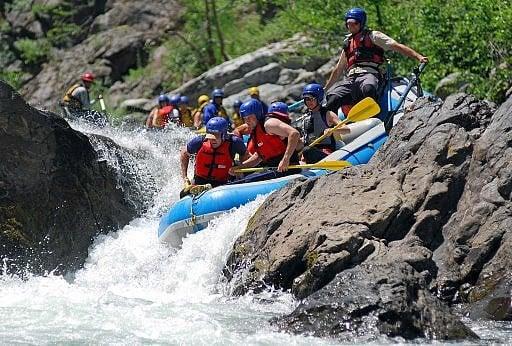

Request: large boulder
left=166, top=34, right=331, bottom=113
left=224, top=93, right=512, bottom=339
left=19, top=0, right=181, bottom=111
left=0, top=80, right=137, bottom=275
left=273, top=262, right=478, bottom=340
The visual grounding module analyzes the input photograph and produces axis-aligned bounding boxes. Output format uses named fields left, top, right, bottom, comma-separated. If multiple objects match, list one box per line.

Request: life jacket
left=154, top=105, right=173, bottom=127
left=180, top=107, right=194, bottom=127
left=247, top=117, right=288, bottom=162
left=62, top=83, right=83, bottom=109
left=218, top=105, right=228, bottom=119
left=304, top=107, right=336, bottom=152
left=343, top=29, right=385, bottom=70
left=195, top=136, right=234, bottom=183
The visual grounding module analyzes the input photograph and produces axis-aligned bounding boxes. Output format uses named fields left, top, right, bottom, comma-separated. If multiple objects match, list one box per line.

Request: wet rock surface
left=0, top=81, right=137, bottom=275
left=273, top=262, right=478, bottom=340
left=225, top=93, right=512, bottom=340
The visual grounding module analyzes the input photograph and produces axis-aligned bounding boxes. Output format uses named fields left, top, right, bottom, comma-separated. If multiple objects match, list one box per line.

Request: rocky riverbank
left=0, top=81, right=139, bottom=275
left=224, top=93, right=512, bottom=340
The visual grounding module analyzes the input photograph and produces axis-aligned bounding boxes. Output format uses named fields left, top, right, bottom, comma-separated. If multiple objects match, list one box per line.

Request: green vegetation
left=0, top=70, right=24, bottom=89
left=32, top=3, right=81, bottom=47
left=162, top=0, right=291, bottom=90
left=13, top=38, right=51, bottom=65
left=162, top=0, right=511, bottom=103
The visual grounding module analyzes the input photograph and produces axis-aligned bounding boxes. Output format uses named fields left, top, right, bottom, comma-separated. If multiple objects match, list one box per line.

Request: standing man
left=324, top=7, right=428, bottom=114
left=180, top=117, right=249, bottom=197
left=230, top=99, right=303, bottom=174
left=61, top=72, right=95, bottom=117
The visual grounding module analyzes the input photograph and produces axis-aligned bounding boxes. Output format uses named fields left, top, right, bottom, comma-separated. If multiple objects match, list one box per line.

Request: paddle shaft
left=234, top=160, right=351, bottom=173
left=308, top=117, right=350, bottom=148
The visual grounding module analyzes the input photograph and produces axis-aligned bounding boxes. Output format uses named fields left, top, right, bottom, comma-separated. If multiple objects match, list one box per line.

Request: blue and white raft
left=159, top=66, right=427, bottom=247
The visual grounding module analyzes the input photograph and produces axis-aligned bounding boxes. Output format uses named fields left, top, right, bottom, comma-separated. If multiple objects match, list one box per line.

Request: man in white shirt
left=324, top=7, right=428, bottom=114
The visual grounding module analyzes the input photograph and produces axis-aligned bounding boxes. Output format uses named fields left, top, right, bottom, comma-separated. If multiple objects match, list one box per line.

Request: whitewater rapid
left=0, top=119, right=510, bottom=344
left=0, top=121, right=336, bottom=344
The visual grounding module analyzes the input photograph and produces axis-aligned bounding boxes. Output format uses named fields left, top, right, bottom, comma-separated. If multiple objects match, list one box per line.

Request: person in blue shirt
left=180, top=117, right=248, bottom=197
left=202, top=88, right=230, bottom=126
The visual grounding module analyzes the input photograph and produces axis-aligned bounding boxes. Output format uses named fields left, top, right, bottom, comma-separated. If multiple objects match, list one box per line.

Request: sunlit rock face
left=225, top=93, right=512, bottom=339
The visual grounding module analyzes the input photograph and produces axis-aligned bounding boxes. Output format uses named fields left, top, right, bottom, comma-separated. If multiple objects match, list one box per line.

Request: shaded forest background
left=1, top=0, right=510, bottom=105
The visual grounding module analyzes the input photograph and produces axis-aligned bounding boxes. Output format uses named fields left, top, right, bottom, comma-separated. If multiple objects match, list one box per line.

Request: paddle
left=233, top=160, right=352, bottom=173
left=306, top=97, right=380, bottom=149
left=287, top=99, right=305, bottom=112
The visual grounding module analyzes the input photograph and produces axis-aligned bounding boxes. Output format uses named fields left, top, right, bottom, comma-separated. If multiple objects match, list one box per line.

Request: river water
left=0, top=120, right=510, bottom=344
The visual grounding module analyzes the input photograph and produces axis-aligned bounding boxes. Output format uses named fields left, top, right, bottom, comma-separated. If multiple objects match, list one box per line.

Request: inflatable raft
left=159, top=68, right=427, bottom=246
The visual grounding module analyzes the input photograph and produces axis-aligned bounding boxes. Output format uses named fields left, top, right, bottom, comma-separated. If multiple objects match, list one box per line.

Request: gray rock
left=434, top=72, right=469, bottom=100
left=0, top=80, right=138, bottom=275
left=224, top=93, right=510, bottom=338
left=19, top=0, right=179, bottom=111
left=273, top=263, right=478, bottom=341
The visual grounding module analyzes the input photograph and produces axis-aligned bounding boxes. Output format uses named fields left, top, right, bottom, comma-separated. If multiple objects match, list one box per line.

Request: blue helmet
left=233, top=99, right=242, bottom=108
left=179, top=95, right=189, bottom=105
left=205, top=117, right=229, bottom=140
left=158, top=94, right=170, bottom=105
left=169, top=94, right=181, bottom=106
left=302, top=83, right=325, bottom=104
left=211, top=88, right=224, bottom=98
left=268, top=101, right=288, bottom=116
left=345, top=7, right=366, bottom=28
left=240, top=99, right=263, bottom=120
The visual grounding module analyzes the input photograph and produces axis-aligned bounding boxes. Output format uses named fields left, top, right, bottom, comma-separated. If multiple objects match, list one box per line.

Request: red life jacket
left=154, top=105, right=173, bottom=127
left=195, top=137, right=233, bottom=183
left=248, top=119, right=287, bottom=162
left=343, top=29, right=385, bottom=69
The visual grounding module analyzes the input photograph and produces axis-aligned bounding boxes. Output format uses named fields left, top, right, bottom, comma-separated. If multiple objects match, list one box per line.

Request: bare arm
left=324, top=51, right=347, bottom=92
left=326, top=110, right=350, bottom=136
left=193, top=110, right=202, bottom=129
left=265, top=118, right=301, bottom=172
left=389, top=42, right=428, bottom=63
left=180, top=147, right=191, bottom=181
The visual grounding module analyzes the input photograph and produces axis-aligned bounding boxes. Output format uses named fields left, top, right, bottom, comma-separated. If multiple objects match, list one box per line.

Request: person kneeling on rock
left=180, top=117, right=249, bottom=198
left=301, top=83, right=350, bottom=163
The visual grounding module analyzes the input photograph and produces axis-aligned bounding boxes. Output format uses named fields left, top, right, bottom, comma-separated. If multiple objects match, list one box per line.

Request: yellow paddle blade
left=233, top=160, right=352, bottom=173
left=346, top=97, right=381, bottom=122
left=306, top=98, right=379, bottom=149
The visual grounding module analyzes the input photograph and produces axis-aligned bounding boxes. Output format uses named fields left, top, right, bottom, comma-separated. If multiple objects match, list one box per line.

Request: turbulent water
left=0, top=119, right=510, bottom=344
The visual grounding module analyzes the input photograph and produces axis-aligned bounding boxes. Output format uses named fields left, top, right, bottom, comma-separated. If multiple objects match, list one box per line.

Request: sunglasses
left=303, top=96, right=316, bottom=102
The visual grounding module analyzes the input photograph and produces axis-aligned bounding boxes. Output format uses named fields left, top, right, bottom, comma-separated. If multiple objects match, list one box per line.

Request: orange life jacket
left=195, top=137, right=233, bottom=183
left=154, top=105, right=173, bottom=127
left=343, top=29, right=385, bottom=70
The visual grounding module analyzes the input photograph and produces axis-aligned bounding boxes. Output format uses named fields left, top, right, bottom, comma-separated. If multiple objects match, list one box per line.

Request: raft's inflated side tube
left=158, top=78, right=424, bottom=246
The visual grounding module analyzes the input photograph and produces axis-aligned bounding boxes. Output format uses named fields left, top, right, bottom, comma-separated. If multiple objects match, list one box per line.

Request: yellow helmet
left=197, top=94, right=209, bottom=105
left=248, top=86, right=259, bottom=96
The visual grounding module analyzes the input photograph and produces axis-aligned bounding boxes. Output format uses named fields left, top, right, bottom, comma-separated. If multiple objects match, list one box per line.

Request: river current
left=0, top=120, right=510, bottom=344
